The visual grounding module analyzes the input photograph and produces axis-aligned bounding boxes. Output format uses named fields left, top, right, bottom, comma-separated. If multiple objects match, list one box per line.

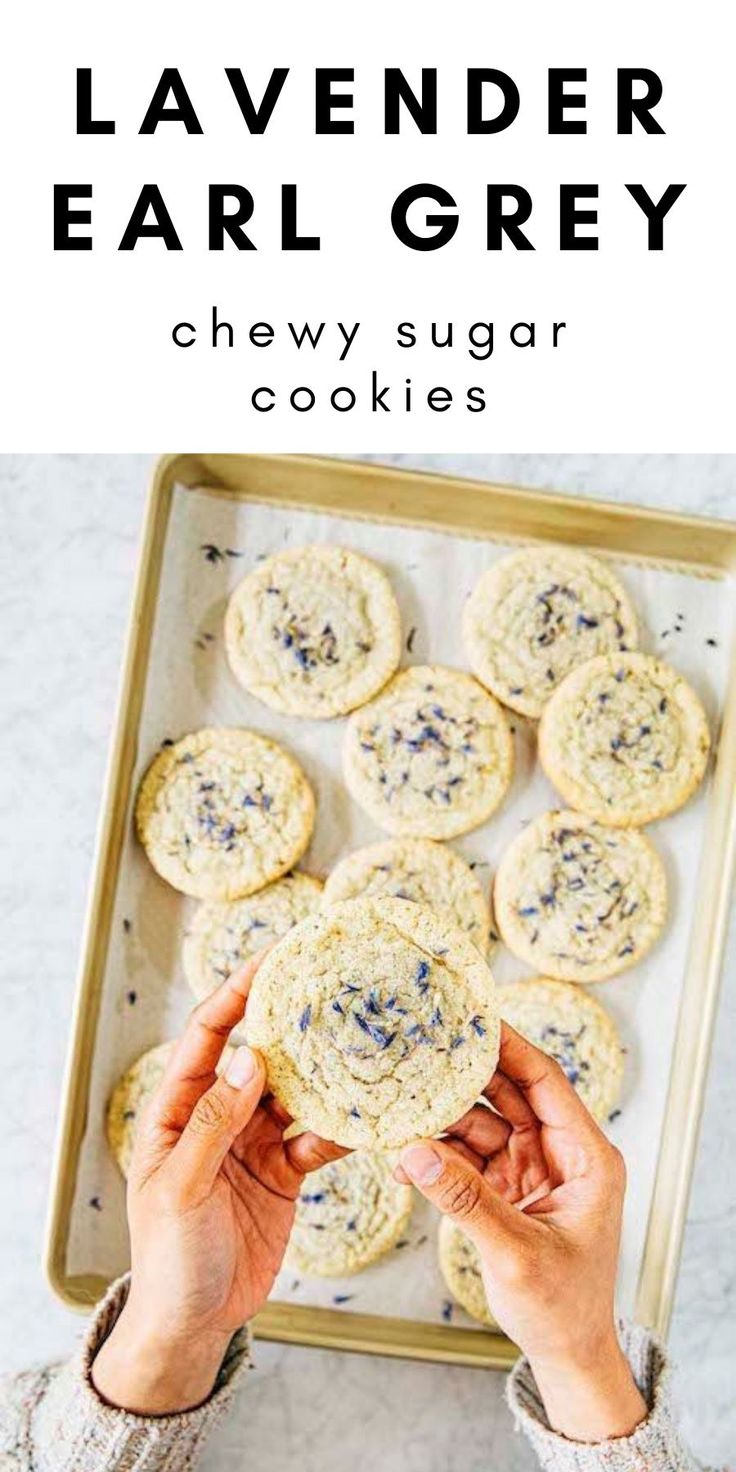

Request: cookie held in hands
left=245, top=897, right=500, bottom=1150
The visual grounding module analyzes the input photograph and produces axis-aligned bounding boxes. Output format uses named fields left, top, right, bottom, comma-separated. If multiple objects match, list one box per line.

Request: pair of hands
left=93, top=955, right=646, bottom=1443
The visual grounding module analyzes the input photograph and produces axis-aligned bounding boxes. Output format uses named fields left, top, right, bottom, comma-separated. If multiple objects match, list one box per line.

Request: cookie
left=322, top=838, right=492, bottom=956
left=438, top=1218, right=496, bottom=1328
left=499, top=978, right=624, bottom=1123
left=538, top=653, right=710, bottom=826
left=135, top=728, right=315, bottom=900
left=463, top=546, right=638, bottom=719
left=105, top=1041, right=173, bottom=1177
left=224, top=545, right=401, bottom=719
left=183, top=873, right=324, bottom=1037
left=343, top=666, right=513, bottom=840
left=286, top=1150, right=413, bottom=1276
left=245, top=897, right=500, bottom=1150
left=494, top=810, right=666, bottom=981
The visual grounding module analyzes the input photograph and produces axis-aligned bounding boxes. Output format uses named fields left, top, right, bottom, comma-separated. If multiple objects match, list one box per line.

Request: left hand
left=93, top=954, right=345, bottom=1414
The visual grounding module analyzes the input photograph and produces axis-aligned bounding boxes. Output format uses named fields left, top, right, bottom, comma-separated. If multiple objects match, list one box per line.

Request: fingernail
left=400, top=1144, right=443, bottom=1185
left=225, top=1046, right=257, bottom=1089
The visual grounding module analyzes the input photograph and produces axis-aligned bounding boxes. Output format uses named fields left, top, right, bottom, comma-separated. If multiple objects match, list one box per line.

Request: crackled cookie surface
left=105, top=1042, right=173, bottom=1178
left=539, top=653, right=710, bottom=826
left=322, top=838, right=492, bottom=956
left=499, top=978, right=624, bottom=1123
left=286, top=1151, right=413, bottom=1276
left=494, top=810, right=666, bottom=981
left=135, top=728, right=315, bottom=900
left=343, top=666, right=513, bottom=840
left=225, top=545, right=401, bottom=718
left=183, top=873, right=324, bottom=1036
left=463, top=546, right=638, bottom=719
left=438, top=1218, right=496, bottom=1327
left=246, top=897, right=500, bottom=1150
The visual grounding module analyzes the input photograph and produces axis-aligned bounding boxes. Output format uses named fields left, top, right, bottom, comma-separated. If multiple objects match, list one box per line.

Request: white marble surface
left=0, top=454, right=734, bottom=1468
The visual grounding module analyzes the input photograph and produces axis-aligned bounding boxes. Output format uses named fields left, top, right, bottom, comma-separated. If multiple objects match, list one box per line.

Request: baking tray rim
left=43, top=452, right=736, bottom=1372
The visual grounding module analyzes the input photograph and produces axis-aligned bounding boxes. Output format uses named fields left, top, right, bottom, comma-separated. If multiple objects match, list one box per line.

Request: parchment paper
left=66, top=480, right=733, bottom=1334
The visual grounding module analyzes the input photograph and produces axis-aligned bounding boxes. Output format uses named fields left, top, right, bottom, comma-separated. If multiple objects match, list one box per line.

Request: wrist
left=92, top=1303, right=232, bottom=1415
left=529, top=1329, right=648, bottom=1444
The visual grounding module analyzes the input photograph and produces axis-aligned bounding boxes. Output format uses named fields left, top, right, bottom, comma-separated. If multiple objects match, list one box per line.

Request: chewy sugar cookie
left=286, top=1151, right=413, bottom=1276
left=322, top=838, right=492, bottom=956
left=245, top=897, right=500, bottom=1150
left=105, top=1041, right=173, bottom=1177
left=539, top=653, right=710, bottom=826
left=135, top=728, right=315, bottom=900
left=225, top=545, right=401, bottom=719
left=183, top=873, right=324, bottom=1032
left=499, top=978, right=624, bottom=1123
left=494, top=810, right=666, bottom=981
left=463, top=546, right=638, bottom=719
left=343, top=666, right=513, bottom=841
left=438, top=1218, right=496, bottom=1327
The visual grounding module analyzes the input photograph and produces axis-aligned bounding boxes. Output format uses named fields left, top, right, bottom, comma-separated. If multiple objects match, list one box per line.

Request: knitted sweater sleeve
left=506, top=1320, right=712, bottom=1472
left=0, top=1294, right=716, bottom=1472
left=0, top=1274, right=250, bottom=1472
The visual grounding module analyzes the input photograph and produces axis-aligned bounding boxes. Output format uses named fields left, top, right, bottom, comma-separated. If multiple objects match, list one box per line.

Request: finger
left=167, top=1045, right=267, bottom=1197
left=440, top=1137, right=487, bottom=1174
left=285, top=1130, right=351, bottom=1174
left=151, top=956, right=265, bottom=1139
left=394, top=1134, right=494, bottom=1187
left=399, top=1138, right=526, bottom=1255
left=494, top=1023, right=599, bottom=1132
left=484, top=1070, right=539, bottom=1132
left=261, top=1095, right=294, bottom=1130
left=443, top=1103, right=512, bottom=1157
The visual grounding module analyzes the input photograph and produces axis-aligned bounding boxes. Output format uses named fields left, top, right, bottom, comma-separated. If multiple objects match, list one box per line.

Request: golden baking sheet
left=45, top=456, right=736, bottom=1368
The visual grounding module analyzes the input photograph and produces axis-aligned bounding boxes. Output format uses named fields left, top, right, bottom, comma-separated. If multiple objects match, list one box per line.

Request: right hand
left=397, top=1023, right=647, bottom=1443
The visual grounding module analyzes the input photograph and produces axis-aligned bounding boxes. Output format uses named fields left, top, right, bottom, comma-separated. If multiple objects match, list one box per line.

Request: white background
left=1, top=0, right=734, bottom=450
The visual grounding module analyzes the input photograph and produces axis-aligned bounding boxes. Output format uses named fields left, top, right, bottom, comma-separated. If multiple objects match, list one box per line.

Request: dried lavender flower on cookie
left=286, top=1151, right=413, bottom=1277
left=135, top=727, right=315, bottom=900
left=498, top=978, right=624, bottom=1124
left=463, top=546, right=638, bottom=719
left=343, top=666, right=513, bottom=840
left=183, top=871, right=324, bottom=1042
left=538, top=652, right=710, bottom=826
left=323, top=837, right=492, bottom=956
left=225, top=545, right=401, bottom=719
left=245, top=897, right=500, bottom=1150
left=494, top=809, right=666, bottom=981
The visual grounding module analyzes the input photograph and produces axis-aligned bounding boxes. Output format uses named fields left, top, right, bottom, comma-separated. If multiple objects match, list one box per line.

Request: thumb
left=169, top=1046, right=266, bottom=1198
left=400, top=1139, right=524, bottom=1256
